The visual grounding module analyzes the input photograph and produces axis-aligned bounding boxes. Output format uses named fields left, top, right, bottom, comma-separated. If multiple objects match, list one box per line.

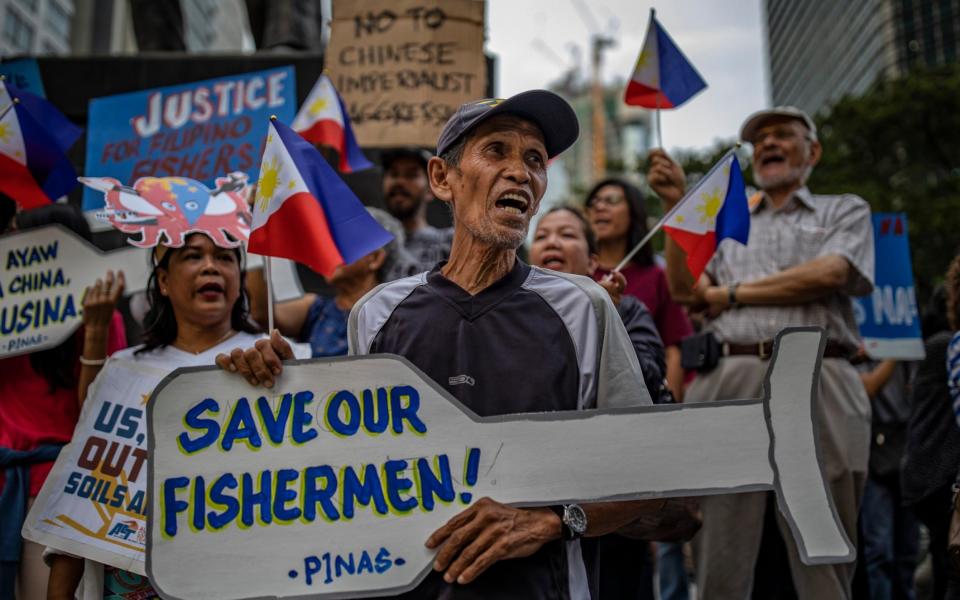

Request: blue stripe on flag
left=16, top=103, right=77, bottom=200
left=655, top=18, right=707, bottom=108
left=715, top=155, right=749, bottom=245
left=11, top=84, right=82, bottom=151
left=271, top=120, right=393, bottom=264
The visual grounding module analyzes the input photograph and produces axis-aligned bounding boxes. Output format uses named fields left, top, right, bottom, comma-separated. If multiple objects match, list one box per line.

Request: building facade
left=766, top=0, right=959, bottom=115
left=551, top=80, right=653, bottom=197
left=1, top=0, right=73, bottom=56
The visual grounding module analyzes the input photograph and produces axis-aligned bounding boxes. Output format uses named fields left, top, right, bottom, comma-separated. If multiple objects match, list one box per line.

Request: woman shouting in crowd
left=529, top=205, right=669, bottom=402
left=46, top=232, right=306, bottom=599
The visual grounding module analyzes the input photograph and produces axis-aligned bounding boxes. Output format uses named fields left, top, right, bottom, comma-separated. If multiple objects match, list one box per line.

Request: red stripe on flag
left=0, top=154, right=52, bottom=209
left=624, top=81, right=675, bottom=109
left=663, top=226, right=716, bottom=280
left=297, top=119, right=345, bottom=156
left=248, top=192, right=346, bottom=278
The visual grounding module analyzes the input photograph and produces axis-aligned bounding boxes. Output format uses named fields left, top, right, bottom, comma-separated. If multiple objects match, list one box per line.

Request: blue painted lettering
left=221, top=398, right=263, bottom=450
left=162, top=477, right=190, bottom=537
left=326, top=390, right=361, bottom=436
left=291, top=391, right=318, bottom=444
left=341, top=464, right=389, bottom=519
left=177, top=398, right=221, bottom=454
left=207, top=473, right=240, bottom=529
left=417, top=455, right=455, bottom=510
left=390, top=386, right=427, bottom=434
left=240, top=470, right=273, bottom=527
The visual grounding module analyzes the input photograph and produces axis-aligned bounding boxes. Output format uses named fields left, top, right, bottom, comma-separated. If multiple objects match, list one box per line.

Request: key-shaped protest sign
left=147, top=327, right=853, bottom=600
left=0, top=224, right=150, bottom=358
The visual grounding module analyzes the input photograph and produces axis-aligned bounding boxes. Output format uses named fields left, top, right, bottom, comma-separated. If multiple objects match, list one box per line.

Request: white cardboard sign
left=0, top=225, right=150, bottom=358
left=22, top=358, right=169, bottom=575
left=147, top=328, right=853, bottom=600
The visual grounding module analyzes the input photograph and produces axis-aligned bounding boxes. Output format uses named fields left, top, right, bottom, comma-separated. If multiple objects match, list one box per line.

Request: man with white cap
left=647, top=107, right=874, bottom=598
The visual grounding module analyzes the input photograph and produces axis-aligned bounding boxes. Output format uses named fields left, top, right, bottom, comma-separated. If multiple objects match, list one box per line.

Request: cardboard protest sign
left=147, top=328, right=852, bottom=600
left=0, top=59, right=45, bottom=96
left=0, top=225, right=150, bottom=358
left=83, top=66, right=296, bottom=212
left=22, top=358, right=169, bottom=575
left=325, top=0, right=486, bottom=147
left=853, top=213, right=925, bottom=360
left=81, top=173, right=252, bottom=249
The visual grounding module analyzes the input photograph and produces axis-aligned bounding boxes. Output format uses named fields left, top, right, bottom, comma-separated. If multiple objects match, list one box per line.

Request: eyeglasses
left=751, top=127, right=813, bottom=145
left=587, top=194, right=626, bottom=208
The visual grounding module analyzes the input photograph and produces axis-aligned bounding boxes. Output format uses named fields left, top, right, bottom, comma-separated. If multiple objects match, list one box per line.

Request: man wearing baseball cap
left=351, top=90, right=698, bottom=599
left=380, top=147, right=454, bottom=274
left=224, top=90, right=699, bottom=598
left=648, top=107, right=874, bottom=598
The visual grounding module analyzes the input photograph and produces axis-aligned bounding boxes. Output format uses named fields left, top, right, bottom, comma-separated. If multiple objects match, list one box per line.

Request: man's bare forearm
left=860, top=359, right=897, bottom=398
left=615, top=497, right=701, bottom=541
left=582, top=498, right=699, bottom=541
left=580, top=499, right=664, bottom=537
left=733, top=255, right=851, bottom=305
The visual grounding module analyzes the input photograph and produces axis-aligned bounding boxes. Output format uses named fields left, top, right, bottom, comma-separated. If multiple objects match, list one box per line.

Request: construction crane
left=572, top=0, right=617, bottom=182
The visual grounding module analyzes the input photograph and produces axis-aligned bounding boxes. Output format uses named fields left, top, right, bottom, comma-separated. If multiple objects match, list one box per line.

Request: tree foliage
left=809, top=64, right=960, bottom=301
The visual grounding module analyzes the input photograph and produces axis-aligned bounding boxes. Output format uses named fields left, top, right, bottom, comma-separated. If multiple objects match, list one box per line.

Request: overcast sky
left=487, top=0, right=770, bottom=153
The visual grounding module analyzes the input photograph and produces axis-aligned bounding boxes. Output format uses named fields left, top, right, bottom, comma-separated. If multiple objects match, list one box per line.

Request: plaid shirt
left=704, top=186, right=874, bottom=352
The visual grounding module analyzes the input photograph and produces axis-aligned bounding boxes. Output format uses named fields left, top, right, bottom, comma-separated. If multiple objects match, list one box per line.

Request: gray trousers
left=688, top=356, right=870, bottom=599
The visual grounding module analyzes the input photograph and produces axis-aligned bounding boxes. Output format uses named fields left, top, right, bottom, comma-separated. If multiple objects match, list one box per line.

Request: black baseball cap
left=381, top=147, right=432, bottom=172
left=436, top=90, right=579, bottom=159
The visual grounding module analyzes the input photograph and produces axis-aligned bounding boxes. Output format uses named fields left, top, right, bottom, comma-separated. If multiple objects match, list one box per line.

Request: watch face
left=564, top=504, right=588, bottom=535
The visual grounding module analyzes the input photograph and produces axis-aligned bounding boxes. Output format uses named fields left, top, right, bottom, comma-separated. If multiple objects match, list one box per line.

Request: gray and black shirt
left=348, top=258, right=651, bottom=600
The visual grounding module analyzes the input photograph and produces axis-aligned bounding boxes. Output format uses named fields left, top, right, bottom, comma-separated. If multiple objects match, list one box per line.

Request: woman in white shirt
left=46, top=232, right=306, bottom=600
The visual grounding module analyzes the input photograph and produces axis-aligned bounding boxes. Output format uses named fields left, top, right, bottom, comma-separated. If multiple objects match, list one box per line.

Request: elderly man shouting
left=648, top=107, right=874, bottom=599
left=220, top=90, right=695, bottom=599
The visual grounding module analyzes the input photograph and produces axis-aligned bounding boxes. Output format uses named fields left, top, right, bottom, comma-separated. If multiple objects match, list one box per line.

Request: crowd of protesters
left=2, top=93, right=960, bottom=600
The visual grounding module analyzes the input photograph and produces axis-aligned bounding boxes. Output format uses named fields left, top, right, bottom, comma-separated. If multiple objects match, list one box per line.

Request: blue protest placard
left=853, top=213, right=925, bottom=360
left=0, top=59, right=46, bottom=97
left=83, top=66, right=296, bottom=211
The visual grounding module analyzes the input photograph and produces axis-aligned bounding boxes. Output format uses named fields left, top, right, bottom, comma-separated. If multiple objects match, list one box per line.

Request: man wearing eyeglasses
left=647, top=107, right=875, bottom=599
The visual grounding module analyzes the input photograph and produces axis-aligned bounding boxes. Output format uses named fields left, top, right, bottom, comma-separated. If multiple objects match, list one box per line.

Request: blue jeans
left=656, top=542, right=689, bottom=600
left=860, top=475, right=918, bottom=600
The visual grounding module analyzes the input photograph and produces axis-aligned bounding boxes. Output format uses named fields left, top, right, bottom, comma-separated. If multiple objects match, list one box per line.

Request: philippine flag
left=0, top=82, right=80, bottom=208
left=625, top=11, right=707, bottom=109
left=291, top=75, right=372, bottom=174
left=662, top=152, right=750, bottom=279
left=248, top=118, right=393, bottom=278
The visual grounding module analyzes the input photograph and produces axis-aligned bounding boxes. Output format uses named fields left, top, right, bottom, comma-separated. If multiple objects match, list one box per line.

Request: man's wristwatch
left=550, top=504, right=588, bottom=540
left=727, top=282, right=740, bottom=308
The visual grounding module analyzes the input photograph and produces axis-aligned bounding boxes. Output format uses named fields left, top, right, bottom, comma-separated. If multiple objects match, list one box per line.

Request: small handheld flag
left=292, top=75, right=372, bottom=173
left=7, top=80, right=82, bottom=152
left=249, top=117, right=393, bottom=278
left=662, top=151, right=750, bottom=279
left=0, top=81, right=80, bottom=208
left=625, top=10, right=707, bottom=110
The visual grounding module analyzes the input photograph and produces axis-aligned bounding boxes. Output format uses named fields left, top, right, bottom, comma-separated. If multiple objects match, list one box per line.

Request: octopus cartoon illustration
left=80, top=173, right=252, bottom=248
